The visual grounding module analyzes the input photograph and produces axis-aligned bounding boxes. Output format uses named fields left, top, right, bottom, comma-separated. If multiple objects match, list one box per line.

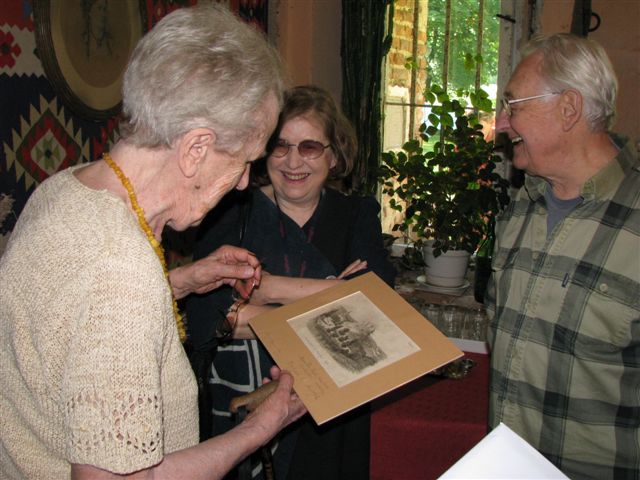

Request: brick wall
left=387, top=0, right=428, bottom=98
left=382, top=1, right=429, bottom=235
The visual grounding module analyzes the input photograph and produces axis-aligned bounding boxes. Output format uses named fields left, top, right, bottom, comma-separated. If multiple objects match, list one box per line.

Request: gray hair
left=522, top=33, right=617, bottom=131
left=120, top=4, right=285, bottom=152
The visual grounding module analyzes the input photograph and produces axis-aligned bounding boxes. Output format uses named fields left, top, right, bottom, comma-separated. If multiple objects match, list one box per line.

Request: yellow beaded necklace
left=103, top=152, right=187, bottom=343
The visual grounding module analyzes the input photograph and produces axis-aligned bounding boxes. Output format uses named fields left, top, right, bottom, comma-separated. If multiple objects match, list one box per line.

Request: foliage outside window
left=381, top=0, right=501, bottom=236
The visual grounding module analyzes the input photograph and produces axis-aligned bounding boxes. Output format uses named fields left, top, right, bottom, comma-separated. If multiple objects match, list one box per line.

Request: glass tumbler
left=466, top=307, right=488, bottom=341
left=440, top=305, right=464, bottom=338
left=421, top=303, right=442, bottom=330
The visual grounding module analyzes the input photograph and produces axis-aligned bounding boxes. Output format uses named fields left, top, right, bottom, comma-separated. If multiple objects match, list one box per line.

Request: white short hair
left=523, top=34, right=617, bottom=131
left=120, top=3, right=285, bottom=152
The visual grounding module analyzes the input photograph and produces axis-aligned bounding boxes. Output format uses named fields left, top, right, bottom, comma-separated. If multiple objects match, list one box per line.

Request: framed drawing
left=250, top=272, right=463, bottom=425
left=34, top=0, right=146, bottom=120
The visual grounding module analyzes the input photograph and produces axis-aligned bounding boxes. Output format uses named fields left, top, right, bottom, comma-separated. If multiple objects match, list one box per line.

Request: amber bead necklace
left=103, top=152, right=186, bottom=342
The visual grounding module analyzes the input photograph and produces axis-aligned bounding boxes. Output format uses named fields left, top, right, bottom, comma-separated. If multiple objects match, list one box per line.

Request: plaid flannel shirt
left=486, top=135, right=640, bottom=479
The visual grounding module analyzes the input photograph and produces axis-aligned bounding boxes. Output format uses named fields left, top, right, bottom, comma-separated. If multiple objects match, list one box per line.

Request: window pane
left=384, top=0, right=428, bottom=144
left=482, top=0, right=500, bottom=101
left=425, top=0, right=446, bottom=88
left=381, top=0, right=502, bottom=236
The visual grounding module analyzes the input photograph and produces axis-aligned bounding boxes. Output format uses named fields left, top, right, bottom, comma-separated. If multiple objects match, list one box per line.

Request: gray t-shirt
left=544, top=186, right=583, bottom=237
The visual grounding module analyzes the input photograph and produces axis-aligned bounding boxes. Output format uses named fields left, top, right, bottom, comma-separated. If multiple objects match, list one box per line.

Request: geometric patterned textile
left=3, top=96, right=90, bottom=191
left=0, top=24, right=43, bottom=77
left=0, top=0, right=114, bottom=233
left=0, top=0, right=264, bottom=240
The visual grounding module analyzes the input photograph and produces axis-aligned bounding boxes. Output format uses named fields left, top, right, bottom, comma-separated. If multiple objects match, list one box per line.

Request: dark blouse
left=185, top=187, right=395, bottom=480
left=187, top=187, right=396, bottom=351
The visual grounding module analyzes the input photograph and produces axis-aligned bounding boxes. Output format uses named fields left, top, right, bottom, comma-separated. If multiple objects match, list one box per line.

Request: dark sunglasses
left=271, top=139, right=331, bottom=159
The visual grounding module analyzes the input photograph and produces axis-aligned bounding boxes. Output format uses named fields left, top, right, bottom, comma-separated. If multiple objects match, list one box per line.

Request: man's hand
left=169, top=245, right=261, bottom=300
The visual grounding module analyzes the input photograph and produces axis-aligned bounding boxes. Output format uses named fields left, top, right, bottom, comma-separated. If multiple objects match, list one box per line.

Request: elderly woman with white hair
left=0, top=5, right=305, bottom=479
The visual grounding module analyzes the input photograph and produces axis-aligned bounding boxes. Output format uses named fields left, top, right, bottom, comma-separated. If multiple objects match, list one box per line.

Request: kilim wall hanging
left=0, top=0, right=268, bottom=258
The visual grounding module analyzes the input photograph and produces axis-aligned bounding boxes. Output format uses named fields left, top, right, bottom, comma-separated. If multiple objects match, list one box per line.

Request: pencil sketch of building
left=309, top=306, right=387, bottom=373
left=288, top=291, right=421, bottom=387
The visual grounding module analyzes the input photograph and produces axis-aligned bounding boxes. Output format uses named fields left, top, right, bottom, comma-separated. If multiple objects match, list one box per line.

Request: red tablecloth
left=370, top=352, right=489, bottom=480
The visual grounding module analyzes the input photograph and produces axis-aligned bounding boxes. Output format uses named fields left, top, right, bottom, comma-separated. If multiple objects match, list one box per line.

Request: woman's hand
left=245, top=366, right=307, bottom=435
left=338, top=259, right=367, bottom=279
left=70, top=366, right=306, bottom=480
left=169, top=245, right=261, bottom=299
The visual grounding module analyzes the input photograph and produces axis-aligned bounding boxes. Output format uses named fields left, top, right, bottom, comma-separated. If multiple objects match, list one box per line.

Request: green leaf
left=404, top=56, right=418, bottom=70
left=479, top=98, right=493, bottom=111
left=425, top=125, right=438, bottom=136
left=431, top=84, right=444, bottom=95
left=440, top=113, right=453, bottom=127
left=402, top=139, right=421, bottom=152
left=437, top=92, right=449, bottom=103
left=464, top=53, right=474, bottom=71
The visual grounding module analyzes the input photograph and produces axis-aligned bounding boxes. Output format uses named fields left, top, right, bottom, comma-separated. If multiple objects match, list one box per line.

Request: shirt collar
left=524, top=133, right=638, bottom=203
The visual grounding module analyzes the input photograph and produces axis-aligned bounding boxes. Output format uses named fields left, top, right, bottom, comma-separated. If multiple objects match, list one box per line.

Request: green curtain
left=341, top=0, right=394, bottom=196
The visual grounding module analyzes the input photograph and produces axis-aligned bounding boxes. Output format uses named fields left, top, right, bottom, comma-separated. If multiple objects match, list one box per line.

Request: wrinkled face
left=175, top=94, right=280, bottom=230
left=495, top=52, right=564, bottom=177
left=267, top=114, right=337, bottom=207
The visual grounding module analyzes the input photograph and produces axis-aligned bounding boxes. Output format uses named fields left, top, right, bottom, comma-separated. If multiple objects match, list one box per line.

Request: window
left=381, top=0, right=510, bottom=235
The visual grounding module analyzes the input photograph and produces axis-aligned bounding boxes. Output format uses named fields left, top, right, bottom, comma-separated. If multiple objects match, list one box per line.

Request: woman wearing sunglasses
left=186, top=85, right=396, bottom=480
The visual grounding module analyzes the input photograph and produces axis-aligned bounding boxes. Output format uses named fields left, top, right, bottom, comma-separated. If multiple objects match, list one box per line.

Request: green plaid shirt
left=486, top=135, right=640, bottom=479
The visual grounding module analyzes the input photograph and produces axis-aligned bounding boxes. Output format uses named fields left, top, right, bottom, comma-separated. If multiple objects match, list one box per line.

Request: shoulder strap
left=237, top=190, right=253, bottom=245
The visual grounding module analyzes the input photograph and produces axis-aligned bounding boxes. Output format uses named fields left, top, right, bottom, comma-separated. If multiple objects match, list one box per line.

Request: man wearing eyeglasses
left=486, top=33, right=639, bottom=479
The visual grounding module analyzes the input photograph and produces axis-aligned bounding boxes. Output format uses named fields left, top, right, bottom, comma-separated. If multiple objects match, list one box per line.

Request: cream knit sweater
left=0, top=167, right=198, bottom=479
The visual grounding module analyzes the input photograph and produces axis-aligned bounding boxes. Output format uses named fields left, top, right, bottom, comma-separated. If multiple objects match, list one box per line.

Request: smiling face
left=267, top=114, right=337, bottom=208
left=495, top=52, right=565, bottom=177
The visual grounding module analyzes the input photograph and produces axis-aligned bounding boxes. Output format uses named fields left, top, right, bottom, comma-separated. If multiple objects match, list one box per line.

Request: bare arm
left=169, top=245, right=262, bottom=300
left=230, top=260, right=368, bottom=339
left=71, top=370, right=305, bottom=480
left=250, top=260, right=367, bottom=305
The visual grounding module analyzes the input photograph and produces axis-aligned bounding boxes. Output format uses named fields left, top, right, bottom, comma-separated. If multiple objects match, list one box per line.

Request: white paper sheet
left=439, top=423, right=569, bottom=479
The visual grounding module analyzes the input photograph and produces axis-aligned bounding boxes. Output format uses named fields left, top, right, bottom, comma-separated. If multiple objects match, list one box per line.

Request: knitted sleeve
left=62, top=251, right=172, bottom=474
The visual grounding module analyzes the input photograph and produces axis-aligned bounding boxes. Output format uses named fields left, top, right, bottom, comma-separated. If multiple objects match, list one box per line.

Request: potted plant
left=379, top=84, right=509, bottom=287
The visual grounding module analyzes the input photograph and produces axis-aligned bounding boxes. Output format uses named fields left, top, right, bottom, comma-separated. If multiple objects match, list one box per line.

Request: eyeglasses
left=215, top=278, right=256, bottom=340
left=501, top=92, right=560, bottom=117
left=271, top=139, right=331, bottom=159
